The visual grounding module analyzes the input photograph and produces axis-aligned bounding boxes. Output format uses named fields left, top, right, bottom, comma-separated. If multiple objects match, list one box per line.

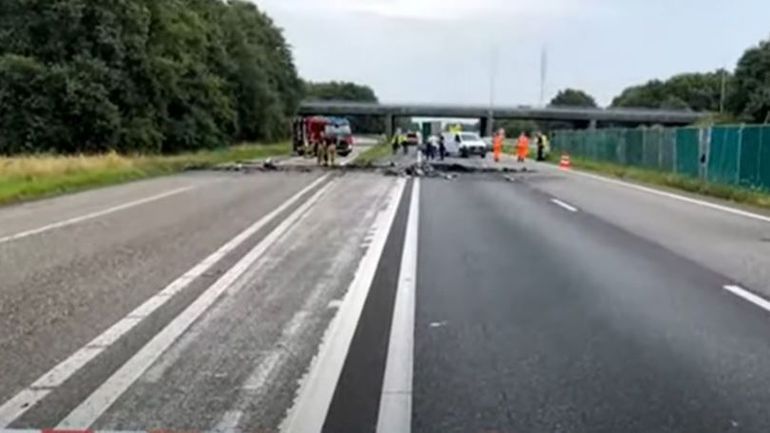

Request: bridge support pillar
left=588, top=119, right=598, bottom=130
left=480, top=116, right=493, bottom=137
left=385, top=114, right=395, bottom=138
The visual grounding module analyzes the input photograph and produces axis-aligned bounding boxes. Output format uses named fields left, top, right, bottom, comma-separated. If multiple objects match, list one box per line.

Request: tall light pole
left=540, top=45, right=548, bottom=107
left=488, top=44, right=498, bottom=136
left=719, top=67, right=727, bottom=114
left=489, top=46, right=498, bottom=109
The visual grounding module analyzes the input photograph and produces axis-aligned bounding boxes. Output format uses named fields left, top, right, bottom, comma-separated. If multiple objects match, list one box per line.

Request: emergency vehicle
left=292, top=116, right=353, bottom=157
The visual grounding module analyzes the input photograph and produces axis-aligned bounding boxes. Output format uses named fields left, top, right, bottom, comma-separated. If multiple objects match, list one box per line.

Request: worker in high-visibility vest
left=493, top=129, right=504, bottom=163
left=391, top=128, right=402, bottom=155
left=326, top=138, right=337, bottom=166
left=317, top=132, right=327, bottom=165
left=516, top=132, right=530, bottom=163
left=540, top=134, right=551, bottom=161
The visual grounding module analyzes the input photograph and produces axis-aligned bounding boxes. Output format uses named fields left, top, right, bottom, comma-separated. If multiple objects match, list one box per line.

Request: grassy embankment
left=351, top=140, right=394, bottom=167
left=564, top=155, right=770, bottom=209
left=0, top=142, right=290, bottom=206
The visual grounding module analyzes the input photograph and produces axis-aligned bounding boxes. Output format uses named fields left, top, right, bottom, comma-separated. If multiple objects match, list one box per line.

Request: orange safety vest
left=493, top=135, right=503, bottom=152
left=517, top=136, right=529, bottom=157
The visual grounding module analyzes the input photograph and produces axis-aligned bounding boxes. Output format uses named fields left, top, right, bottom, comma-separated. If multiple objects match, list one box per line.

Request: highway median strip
left=376, top=178, right=419, bottom=433
left=350, top=140, right=393, bottom=168
left=280, top=177, right=407, bottom=433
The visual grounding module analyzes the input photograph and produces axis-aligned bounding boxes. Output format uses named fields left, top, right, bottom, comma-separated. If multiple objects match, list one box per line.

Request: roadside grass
left=0, top=142, right=291, bottom=206
left=563, top=156, right=770, bottom=209
left=350, top=140, right=394, bottom=167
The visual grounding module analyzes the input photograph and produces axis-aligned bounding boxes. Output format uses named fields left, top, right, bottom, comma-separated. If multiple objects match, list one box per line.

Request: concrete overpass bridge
left=298, top=101, right=707, bottom=136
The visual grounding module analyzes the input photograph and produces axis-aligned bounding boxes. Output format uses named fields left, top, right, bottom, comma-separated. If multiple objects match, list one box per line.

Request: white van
left=442, top=132, right=487, bottom=158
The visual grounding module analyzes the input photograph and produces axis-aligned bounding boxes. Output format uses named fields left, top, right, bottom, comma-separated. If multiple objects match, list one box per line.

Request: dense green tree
left=611, top=71, right=729, bottom=112
left=611, top=80, right=667, bottom=109
left=729, top=39, right=770, bottom=122
left=304, top=81, right=383, bottom=133
left=494, top=119, right=540, bottom=136
left=0, top=0, right=300, bottom=155
left=549, top=88, right=597, bottom=108
left=304, top=81, right=378, bottom=102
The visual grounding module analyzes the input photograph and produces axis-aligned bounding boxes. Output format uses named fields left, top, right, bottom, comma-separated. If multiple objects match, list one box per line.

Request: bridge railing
left=298, top=101, right=704, bottom=125
left=552, top=124, right=770, bottom=191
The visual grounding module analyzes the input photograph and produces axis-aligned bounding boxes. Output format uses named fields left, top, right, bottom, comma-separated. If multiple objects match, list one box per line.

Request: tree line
left=0, top=0, right=302, bottom=155
left=303, top=80, right=384, bottom=134
left=549, top=36, right=770, bottom=124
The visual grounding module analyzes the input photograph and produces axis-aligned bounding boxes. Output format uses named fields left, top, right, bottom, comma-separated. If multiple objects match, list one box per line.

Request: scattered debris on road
left=211, top=157, right=535, bottom=183
left=263, top=158, right=278, bottom=171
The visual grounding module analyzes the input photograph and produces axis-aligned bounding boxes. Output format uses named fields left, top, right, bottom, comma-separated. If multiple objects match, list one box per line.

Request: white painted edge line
left=0, top=391, right=52, bottom=428
left=724, top=285, right=770, bottom=313
left=280, top=177, right=407, bottom=433
left=0, top=186, right=195, bottom=245
left=550, top=198, right=578, bottom=213
left=560, top=166, right=770, bottom=223
left=58, top=179, right=337, bottom=428
left=376, top=178, right=419, bottom=433
left=0, top=430, right=177, bottom=433
left=0, top=175, right=329, bottom=428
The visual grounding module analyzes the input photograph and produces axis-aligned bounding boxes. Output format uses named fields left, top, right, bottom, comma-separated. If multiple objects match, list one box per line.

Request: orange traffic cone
left=559, top=154, right=572, bottom=170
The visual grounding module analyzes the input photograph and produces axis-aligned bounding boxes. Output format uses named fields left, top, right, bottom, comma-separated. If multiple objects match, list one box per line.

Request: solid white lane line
left=560, top=166, right=770, bottom=223
left=0, top=175, right=329, bottom=428
left=0, top=186, right=194, bottom=245
left=58, top=180, right=336, bottom=428
left=0, top=391, right=51, bottom=426
left=376, top=178, right=419, bottom=433
left=214, top=410, right=244, bottom=432
left=279, top=178, right=407, bottom=433
left=86, top=318, right=143, bottom=348
left=724, top=285, right=770, bottom=313
left=31, top=347, right=103, bottom=388
left=550, top=198, right=578, bottom=213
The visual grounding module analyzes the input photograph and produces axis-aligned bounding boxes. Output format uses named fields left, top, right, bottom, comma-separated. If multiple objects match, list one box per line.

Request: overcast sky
left=255, top=0, right=769, bottom=107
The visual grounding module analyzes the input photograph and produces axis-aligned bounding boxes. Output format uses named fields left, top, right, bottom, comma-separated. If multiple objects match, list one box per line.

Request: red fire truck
left=292, top=116, right=353, bottom=157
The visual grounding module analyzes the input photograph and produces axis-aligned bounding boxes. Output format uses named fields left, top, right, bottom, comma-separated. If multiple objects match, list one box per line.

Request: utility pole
left=540, top=46, right=548, bottom=107
left=719, top=68, right=727, bottom=114
left=488, top=44, right=498, bottom=136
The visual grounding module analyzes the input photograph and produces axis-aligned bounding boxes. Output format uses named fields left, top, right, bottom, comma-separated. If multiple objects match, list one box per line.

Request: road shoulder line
left=560, top=166, right=770, bottom=223
left=376, top=178, right=419, bottom=433
left=0, top=186, right=194, bottom=244
left=279, top=178, right=407, bottom=433
left=724, top=285, right=770, bottom=313
left=550, top=198, right=578, bottom=213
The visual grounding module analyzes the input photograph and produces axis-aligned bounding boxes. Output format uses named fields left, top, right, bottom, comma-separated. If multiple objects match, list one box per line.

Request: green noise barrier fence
left=552, top=125, right=770, bottom=191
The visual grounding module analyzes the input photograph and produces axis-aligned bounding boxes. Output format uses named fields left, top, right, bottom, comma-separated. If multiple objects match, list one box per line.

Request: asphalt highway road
left=3, top=152, right=770, bottom=433
left=413, top=172, right=770, bottom=433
